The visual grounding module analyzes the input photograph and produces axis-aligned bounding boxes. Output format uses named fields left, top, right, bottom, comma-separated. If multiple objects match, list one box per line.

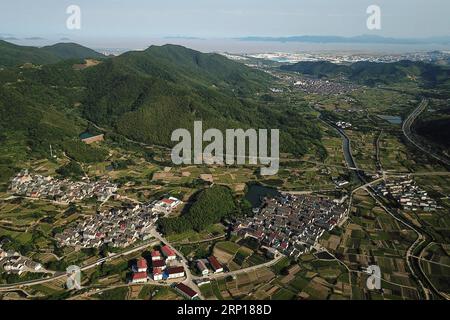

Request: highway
left=402, top=98, right=450, bottom=167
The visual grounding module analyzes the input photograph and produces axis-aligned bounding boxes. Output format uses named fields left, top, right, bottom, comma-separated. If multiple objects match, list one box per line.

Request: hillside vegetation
left=0, top=41, right=325, bottom=187
left=0, top=40, right=104, bottom=67
left=158, top=185, right=237, bottom=234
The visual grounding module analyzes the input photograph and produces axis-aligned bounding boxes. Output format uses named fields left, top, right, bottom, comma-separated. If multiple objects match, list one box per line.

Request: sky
left=0, top=0, right=449, bottom=52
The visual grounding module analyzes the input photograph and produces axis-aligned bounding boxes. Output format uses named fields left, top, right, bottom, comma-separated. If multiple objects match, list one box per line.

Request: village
left=374, top=176, right=438, bottom=212
left=269, top=71, right=359, bottom=95
left=9, top=170, right=118, bottom=204
left=231, top=194, right=347, bottom=260
left=293, top=77, right=359, bottom=95
left=55, top=197, right=182, bottom=249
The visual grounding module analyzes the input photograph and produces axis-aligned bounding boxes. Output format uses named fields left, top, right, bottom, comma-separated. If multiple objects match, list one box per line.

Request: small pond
left=377, top=115, right=402, bottom=124
left=244, top=184, right=280, bottom=208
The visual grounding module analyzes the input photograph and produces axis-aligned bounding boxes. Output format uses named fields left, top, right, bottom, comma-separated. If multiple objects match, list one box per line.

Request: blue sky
left=1, top=0, right=449, bottom=39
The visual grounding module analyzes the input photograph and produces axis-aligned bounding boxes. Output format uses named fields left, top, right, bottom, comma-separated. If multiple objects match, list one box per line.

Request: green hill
left=0, top=40, right=105, bottom=67
left=81, top=44, right=321, bottom=155
left=0, top=40, right=59, bottom=67
left=0, top=58, right=104, bottom=186
left=41, top=43, right=105, bottom=60
left=0, top=43, right=324, bottom=184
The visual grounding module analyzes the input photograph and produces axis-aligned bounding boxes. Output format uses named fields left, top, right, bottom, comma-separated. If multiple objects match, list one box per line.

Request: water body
left=79, top=132, right=94, bottom=139
left=332, top=125, right=357, bottom=170
left=329, top=122, right=366, bottom=183
left=244, top=184, right=280, bottom=208
left=377, top=115, right=402, bottom=124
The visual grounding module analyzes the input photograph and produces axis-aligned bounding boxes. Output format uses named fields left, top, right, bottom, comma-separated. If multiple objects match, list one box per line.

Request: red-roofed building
left=151, top=250, right=162, bottom=261
left=131, top=272, right=148, bottom=284
left=152, top=259, right=166, bottom=270
left=175, top=283, right=199, bottom=300
left=152, top=197, right=182, bottom=214
left=136, top=258, right=148, bottom=273
left=166, top=266, right=185, bottom=279
left=161, top=245, right=177, bottom=261
left=208, top=256, right=223, bottom=273
left=196, top=260, right=209, bottom=276
left=153, top=267, right=163, bottom=281
left=161, top=198, right=175, bottom=205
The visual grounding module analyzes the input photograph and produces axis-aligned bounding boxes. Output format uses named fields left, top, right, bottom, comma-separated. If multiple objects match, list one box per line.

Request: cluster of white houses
left=55, top=195, right=182, bottom=249
left=335, top=121, right=352, bottom=129
left=232, top=194, right=347, bottom=259
left=0, top=247, right=44, bottom=275
left=375, top=176, right=438, bottom=212
left=9, top=170, right=117, bottom=203
left=55, top=204, right=156, bottom=249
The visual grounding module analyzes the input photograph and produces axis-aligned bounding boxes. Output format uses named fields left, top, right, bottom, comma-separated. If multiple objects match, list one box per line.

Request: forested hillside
left=0, top=42, right=325, bottom=187
left=0, top=40, right=104, bottom=67
left=158, top=185, right=237, bottom=234
left=81, top=44, right=322, bottom=155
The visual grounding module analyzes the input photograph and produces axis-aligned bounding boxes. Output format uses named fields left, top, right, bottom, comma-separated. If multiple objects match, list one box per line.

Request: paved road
left=192, top=253, right=284, bottom=281
left=0, top=239, right=159, bottom=291
left=402, top=98, right=450, bottom=167
left=363, top=187, right=449, bottom=299
left=149, top=229, right=205, bottom=300
left=322, top=108, right=445, bottom=300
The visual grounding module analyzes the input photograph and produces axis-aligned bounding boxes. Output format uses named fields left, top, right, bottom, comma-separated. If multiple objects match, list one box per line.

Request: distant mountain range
left=0, top=40, right=105, bottom=67
left=238, top=35, right=450, bottom=45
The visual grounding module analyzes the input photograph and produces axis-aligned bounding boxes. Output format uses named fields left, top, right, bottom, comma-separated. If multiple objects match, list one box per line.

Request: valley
left=0, top=40, right=449, bottom=301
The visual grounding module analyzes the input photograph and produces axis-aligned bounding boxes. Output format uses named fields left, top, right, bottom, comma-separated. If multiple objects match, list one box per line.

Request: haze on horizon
left=1, top=0, right=449, bottom=52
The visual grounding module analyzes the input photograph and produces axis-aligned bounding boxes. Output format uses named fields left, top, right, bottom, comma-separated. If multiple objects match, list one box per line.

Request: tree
left=158, top=185, right=236, bottom=234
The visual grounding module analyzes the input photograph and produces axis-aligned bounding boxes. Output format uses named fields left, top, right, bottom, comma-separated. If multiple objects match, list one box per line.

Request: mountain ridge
left=0, top=40, right=105, bottom=67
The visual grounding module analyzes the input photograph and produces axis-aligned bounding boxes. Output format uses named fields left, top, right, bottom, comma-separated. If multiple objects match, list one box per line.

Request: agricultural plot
left=346, top=130, right=377, bottom=173
left=327, top=189, right=420, bottom=299
left=166, top=223, right=226, bottom=244
left=419, top=243, right=450, bottom=294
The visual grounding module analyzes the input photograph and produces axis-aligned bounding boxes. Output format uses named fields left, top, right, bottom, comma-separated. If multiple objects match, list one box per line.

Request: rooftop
left=132, top=272, right=148, bottom=280
left=208, top=256, right=222, bottom=271
left=137, top=258, right=147, bottom=269
left=176, top=283, right=198, bottom=298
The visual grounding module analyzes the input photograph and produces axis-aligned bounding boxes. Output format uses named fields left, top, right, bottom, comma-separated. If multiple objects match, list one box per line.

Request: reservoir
left=245, top=184, right=280, bottom=208
left=377, top=115, right=402, bottom=124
